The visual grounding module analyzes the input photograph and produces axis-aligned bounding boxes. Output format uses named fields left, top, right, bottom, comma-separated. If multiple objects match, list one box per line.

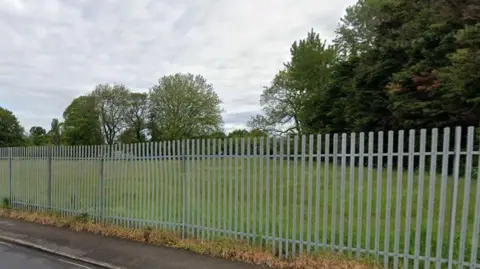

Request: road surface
left=0, top=240, right=101, bottom=269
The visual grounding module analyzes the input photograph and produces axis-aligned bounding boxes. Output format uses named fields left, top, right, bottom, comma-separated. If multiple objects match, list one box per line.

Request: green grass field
left=0, top=156, right=479, bottom=268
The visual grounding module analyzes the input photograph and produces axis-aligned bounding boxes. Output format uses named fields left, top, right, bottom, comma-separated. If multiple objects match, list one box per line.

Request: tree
left=62, top=95, right=103, bottom=145
left=247, top=70, right=303, bottom=134
left=228, top=129, right=251, bottom=138
left=249, top=30, right=337, bottom=134
left=333, top=0, right=389, bottom=57
left=48, top=118, right=62, bottom=146
left=0, top=107, right=25, bottom=147
left=149, top=73, right=223, bottom=140
left=91, top=84, right=130, bottom=145
left=121, top=92, right=149, bottom=144
left=29, top=126, right=47, bottom=146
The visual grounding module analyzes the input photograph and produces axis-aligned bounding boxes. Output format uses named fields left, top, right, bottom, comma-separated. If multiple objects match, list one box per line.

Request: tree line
left=248, top=0, right=480, bottom=136
left=1, top=0, right=479, bottom=149
left=1, top=73, right=267, bottom=148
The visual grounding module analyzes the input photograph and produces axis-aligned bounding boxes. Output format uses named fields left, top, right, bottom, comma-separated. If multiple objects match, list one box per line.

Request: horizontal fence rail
left=0, top=126, right=479, bottom=269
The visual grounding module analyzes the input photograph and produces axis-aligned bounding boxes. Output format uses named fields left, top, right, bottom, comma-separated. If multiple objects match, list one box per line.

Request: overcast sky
left=0, top=0, right=354, bottom=133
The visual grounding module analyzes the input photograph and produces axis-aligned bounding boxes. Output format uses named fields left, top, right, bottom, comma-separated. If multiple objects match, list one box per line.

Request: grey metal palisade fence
left=0, top=126, right=479, bottom=269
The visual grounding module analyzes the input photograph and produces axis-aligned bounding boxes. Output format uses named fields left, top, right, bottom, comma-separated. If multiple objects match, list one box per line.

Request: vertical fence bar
left=105, top=145, right=111, bottom=223
left=25, top=146, right=29, bottom=211
left=403, top=130, right=416, bottom=269
left=8, top=147, right=12, bottom=206
left=458, top=127, right=474, bottom=267
left=130, top=143, right=138, bottom=226
left=216, top=139, right=221, bottom=238
left=153, top=142, right=159, bottom=228
left=424, top=129, right=438, bottom=269
left=168, top=141, right=173, bottom=229
left=173, top=142, right=178, bottom=229
left=99, top=146, right=104, bottom=221
left=323, top=134, right=330, bottom=249
left=259, top=137, right=264, bottom=247
left=278, top=137, right=284, bottom=257
left=127, top=144, right=133, bottom=228
left=285, top=136, right=291, bottom=257
left=272, top=137, right=278, bottom=252
left=383, top=132, right=393, bottom=268
left=365, top=132, right=374, bottom=252
left=306, top=135, right=313, bottom=252
left=435, top=127, right=451, bottom=269
left=29, top=147, right=33, bottom=210
left=374, top=131, right=384, bottom=262
left=111, top=145, right=116, bottom=223
left=223, top=138, right=228, bottom=237
left=171, top=142, right=176, bottom=229
left=413, top=129, right=427, bottom=269
left=348, top=133, right=356, bottom=251
left=206, top=139, right=211, bottom=239
left=339, top=133, right=347, bottom=252
left=265, top=138, right=271, bottom=247
left=246, top=138, right=251, bottom=242
left=252, top=137, right=257, bottom=241
left=189, top=140, right=194, bottom=235
left=299, top=135, right=306, bottom=254
left=447, top=127, right=462, bottom=269
left=469, top=128, right=480, bottom=269
left=356, top=132, right=365, bottom=257
left=146, top=142, right=152, bottom=226
left=191, top=139, right=196, bottom=235
left=240, top=138, right=245, bottom=241
left=292, top=136, right=299, bottom=255
left=10, top=147, right=14, bottom=209
left=234, top=138, right=239, bottom=239
left=201, top=139, right=206, bottom=238
left=393, top=130, right=405, bottom=269
left=135, top=143, right=141, bottom=228
left=122, top=143, right=128, bottom=227
left=64, top=146, right=69, bottom=216
left=314, top=134, right=321, bottom=252
left=182, top=140, right=187, bottom=238
left=331, top=133, right=339, bottom=251
left=76, top=145, right=81, bottom=215
left=47, top=146, right=52, bottom=210
left=228, top=138, right=233, bottom=238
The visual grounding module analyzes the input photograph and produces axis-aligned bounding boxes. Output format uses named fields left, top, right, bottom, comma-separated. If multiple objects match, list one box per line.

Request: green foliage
left=149, top=73, right=224, bottom=141
left=1, top=198, right=10, bottom=209
left=29, top=126, right=48, bottom=146
left=228, top=128, right=268, bottom=138
left=297, top=0, right=480, bottom=134
left=48, top=118, right=63, bottom=146
left=0, top=107, right=25, bottom=147
left=120, top=92, right=149, bottom=144
left=249, top=30, right=337, bottom=135
left=91, top=84, right=130, bottom=145
left=62, top=95, right=103, bottom=145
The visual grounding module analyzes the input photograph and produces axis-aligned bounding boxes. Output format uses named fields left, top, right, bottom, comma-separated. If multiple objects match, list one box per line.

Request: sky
left=0, top=0, right=355, bottom=133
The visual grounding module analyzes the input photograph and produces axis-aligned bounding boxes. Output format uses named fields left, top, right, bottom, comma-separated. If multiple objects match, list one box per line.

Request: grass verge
left=0, top=206, right=381, bottom=269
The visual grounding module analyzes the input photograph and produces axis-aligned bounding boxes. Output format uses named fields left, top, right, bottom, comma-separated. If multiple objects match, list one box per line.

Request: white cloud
left=0, top=0, right=355, bottom=133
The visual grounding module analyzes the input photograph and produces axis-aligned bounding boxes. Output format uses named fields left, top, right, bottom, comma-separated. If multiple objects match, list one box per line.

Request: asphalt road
left=0, top=241, right=101, bottom=269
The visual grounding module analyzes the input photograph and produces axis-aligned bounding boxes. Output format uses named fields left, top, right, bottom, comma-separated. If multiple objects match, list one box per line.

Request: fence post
left=47, top=146, right=52, bottom=210
left=99, top=145, right=104, bottom=221
left=8, top=147, right=12, bottom=206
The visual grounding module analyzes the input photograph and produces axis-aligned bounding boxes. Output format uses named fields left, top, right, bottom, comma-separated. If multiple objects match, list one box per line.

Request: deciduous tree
left=149, top=73, right=223, bottom=140
left=91, top=84, right=130, bottom=145
left=62, top=96, right=103, bottom=145
left=0, top=107, right=25, bottom=147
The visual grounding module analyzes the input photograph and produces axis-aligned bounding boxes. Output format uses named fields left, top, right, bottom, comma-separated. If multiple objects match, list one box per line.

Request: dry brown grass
left=0, top=207, right=381, bottom=269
